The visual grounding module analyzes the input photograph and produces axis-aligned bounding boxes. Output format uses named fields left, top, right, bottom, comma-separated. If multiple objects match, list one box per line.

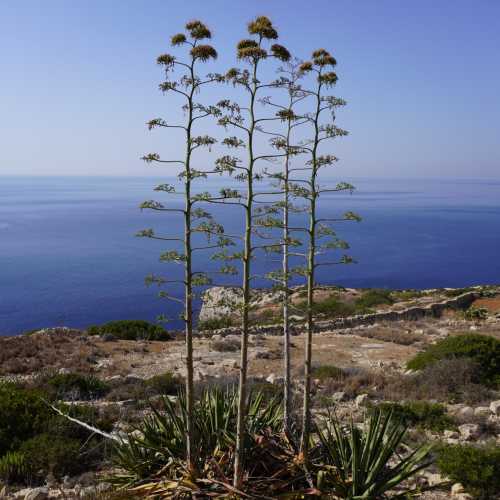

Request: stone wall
left=196, top=291, right=480, bottom=337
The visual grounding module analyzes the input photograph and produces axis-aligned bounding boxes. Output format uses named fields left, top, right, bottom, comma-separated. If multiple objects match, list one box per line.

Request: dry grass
left=0, top=329, right=101, bottom=375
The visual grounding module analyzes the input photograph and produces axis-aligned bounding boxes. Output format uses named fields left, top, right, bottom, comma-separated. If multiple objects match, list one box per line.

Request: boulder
left=458, top=423, right=480, bottom=440
left=332, top=391, right=347, bottom=402
left=451, top=483, right=465, bottom=496
left=355, top=394, right=369, bottom=408
left=22, top=488, right=49, bottom=500
left=457, top=406, right=474, bottom=420
left=266, top=373, right=283, bottom=385
left=444, top=430, right=459, bottom=439
left=473, top=406, right=491, bottom=418
left=490, top=400, right=500, bottom=416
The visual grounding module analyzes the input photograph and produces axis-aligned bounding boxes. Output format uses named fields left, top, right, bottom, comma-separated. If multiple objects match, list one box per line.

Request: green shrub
left=355, top=288, right=394, bottom=309
left=407, top=334, right=500, bottom=387
left=437, top=444, right=500, bottom=499
left=0, top=451, right=28, bottom=483
left=391, top=289, right=426, bottom=301
left=376, top=401, right=456, bottom=432
left=46, top=373, right=109, bottom=400
left=18, top=434, right=85, bottom=480
left=313, top=365, right=344, bottom=381
left=197, top=316, right=235, bottom=331
left=462, top=306, right=488, bottom=321
left=145, top=372, right=182, bottom=396
left=0, top=383, right=53, bottom=455
left=87, top=320, right=170, bottom=341
left=443, top=287, right=475, bottom=297
left=298, top=296, right=356, bottom=318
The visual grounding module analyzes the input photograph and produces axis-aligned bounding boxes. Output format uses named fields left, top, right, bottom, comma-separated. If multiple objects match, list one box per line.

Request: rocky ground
left=1, top=286, right=500, bottom=499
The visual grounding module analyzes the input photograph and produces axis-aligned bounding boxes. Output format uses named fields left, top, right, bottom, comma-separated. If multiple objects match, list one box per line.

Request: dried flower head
left=237, top=46, right=267, bottom=61
left=237, top=39, right=259, bottom=50
left=312, top=48, right=337, bottom=67
left=171, top=33, right=186, bottom=46
left=248, top=16, right=278, bottom=39
left=191, top=45, right=218, bottom=61
left=270, top=44, right=291, bottom=62
left=318, top=71, right=338, bottom=86
left=298, top=61, right=313, bottom=73
left=156, top=53, right=175, bottom=68
left=225, top=67, right=240, bottom=80
left=185, top=20, right=212, bottom=39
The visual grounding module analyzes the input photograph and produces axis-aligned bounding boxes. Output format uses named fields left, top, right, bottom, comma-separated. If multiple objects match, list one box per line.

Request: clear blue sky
left=1, top=0, right=499, bottom=178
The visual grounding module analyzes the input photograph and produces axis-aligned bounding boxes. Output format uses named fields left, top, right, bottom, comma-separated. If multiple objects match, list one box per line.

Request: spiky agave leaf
left=315, top=409, right=433, bottom=498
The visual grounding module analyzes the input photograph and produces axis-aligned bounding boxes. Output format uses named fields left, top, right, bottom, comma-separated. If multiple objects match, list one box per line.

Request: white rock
left=425, top=472, right=444, bottom=486
left=457, top=406, right=474, bottom=420
left=23, top=488, right=49, bottom=500
left=458, top=423, right=480, bottom=440
left=266, top=373, right=283, bottom=385
left=451, top=483, right=465, bottom=496
left=355, top=394, right=369, bottom=408
left=332, top=391, right=347, bottom=402
left=490, top=400, right=500, bottom=416
left=444, top=430, right=459, bottom=439
left=474, top=406, right=491, bottom=418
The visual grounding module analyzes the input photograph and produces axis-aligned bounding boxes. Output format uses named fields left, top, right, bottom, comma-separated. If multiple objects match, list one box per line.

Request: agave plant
left=111, top=387, right=286, bottom=494
left=314, top=409, right=433, bottom=499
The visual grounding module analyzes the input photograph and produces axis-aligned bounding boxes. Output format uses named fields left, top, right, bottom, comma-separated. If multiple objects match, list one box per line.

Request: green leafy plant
left=462, top=306, right=488, bottom=321
left=313, top=364, right=345, bottom=381
left=0, top=451, right=27, bottom=483
left=46, top=372, right=110, bottom=400
left=144, top=372, right=182, bottom=396
left=315, top=409, right=433, bottom=498
left=197, top=316, right=235, bottom=331
left=355, top=288, right=394, bottom=309
left=437, top=443, right=500, bottom=499
left=18, top=434, right=85, bottom=480
left=87, top=320, right=170, bottom=341
left=407, top=334, right=500, bottom=387
left=376, top=401, right=456, bottom=432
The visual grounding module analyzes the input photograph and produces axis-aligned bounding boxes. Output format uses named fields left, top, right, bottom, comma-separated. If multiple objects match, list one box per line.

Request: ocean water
left=1, top=175, right=499, bottom=335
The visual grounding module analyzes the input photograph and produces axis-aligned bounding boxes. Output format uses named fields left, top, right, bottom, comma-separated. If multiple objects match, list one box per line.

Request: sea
left=1, top=175, right=500, bottom=336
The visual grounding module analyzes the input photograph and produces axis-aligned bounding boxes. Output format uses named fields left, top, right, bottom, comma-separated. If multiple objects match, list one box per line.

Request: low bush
left=382, top=358, right=492, bottom=404
left=197, top=316, right=235, bottom=331
left=145, top=372, right=181, bottom=396
left=437, top=443, right=500, bottom=499
left=313, top=364, right=344, bottom=381
left=406, top=334, right=500, bottom=387
left=462, top=306, right=488, bottom=321
left=356, top=326, right=421, bottom=345
left=0, top=383, right=116, bottom=485
left=297, top=296, right=356, bottom=318
left=355, top=288, right=394, bottom=309
left=376, top=401, right=456, bottom=432
left=391, top=289, right=426, bottom=301
left=46, top=372, right=109, bottom=400
left=0, top=383, right=53, bottom=455
left=87, top=320, right=170, bottom=341
left=210, top=336, right=240, bottom=352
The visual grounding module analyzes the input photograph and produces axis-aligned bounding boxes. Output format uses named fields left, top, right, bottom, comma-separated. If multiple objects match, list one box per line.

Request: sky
left=1, top=0, right=499, bottom=179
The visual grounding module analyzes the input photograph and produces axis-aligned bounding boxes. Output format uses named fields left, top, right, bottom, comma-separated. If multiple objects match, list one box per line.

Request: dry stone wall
left=196, top=291, right=480, bottom=337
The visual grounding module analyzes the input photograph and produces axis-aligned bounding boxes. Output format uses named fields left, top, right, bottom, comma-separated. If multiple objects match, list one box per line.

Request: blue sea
left=1, top=176, right=500, bottom=336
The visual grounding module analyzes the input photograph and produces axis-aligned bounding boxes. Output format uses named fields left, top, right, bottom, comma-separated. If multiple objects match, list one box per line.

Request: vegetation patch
left=355, top=288, right=394, bottom=309
left=437, top=443, right=500, bottom=499
left=45, top=372, right=110, bottom=400
left=198, top=316, right=235, bottom=331
left=407, top=334, right=500, bottom=387
left=87, top=319, right=170, bottom=341
left=312, top=364, right=345, bottom=381
left=462, top=306, right=488, bottom=321
left=376, top=401, right=456, bottom=432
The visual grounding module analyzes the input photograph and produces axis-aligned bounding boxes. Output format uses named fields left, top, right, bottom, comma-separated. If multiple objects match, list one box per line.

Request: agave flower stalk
left=138, top=20, right=225, bottom=475
left=295, top=50, right=361, bottom=458
left=213, top=16, right=291, bottom=487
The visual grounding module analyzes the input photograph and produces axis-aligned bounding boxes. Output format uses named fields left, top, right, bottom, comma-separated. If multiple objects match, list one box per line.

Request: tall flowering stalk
left=296, top=50, right=360, bottom=458
left=213, top=16, right=291, bottom=487
left=138, top=20, right=225, bottom=474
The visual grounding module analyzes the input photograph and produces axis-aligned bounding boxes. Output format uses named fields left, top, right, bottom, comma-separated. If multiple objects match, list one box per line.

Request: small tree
left=138, top=20, right=225, bottom=474
left=295, top=50, right=360, bottom=458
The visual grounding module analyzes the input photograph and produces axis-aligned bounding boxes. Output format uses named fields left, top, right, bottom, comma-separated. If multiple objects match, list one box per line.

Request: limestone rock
left=458, top=423, right=480, bottom=440
left=22, top=488, right=49, bottom=500
left=451, top=483, right=465, bottom=496
left=355, top=394, right=369, bottom=408
left=457, top=406, right=474, bottom=420
left=266, top=373, right=283, bottom=385
left=474, top=406, right=491, bottom=418
left=490, top=400, right=500, bottom=416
